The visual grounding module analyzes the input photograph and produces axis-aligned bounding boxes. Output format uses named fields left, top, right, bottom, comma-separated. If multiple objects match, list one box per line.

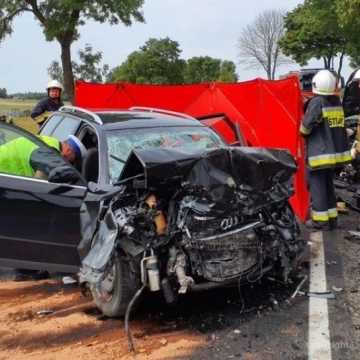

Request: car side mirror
left=48, top=165, right=85, bottom=185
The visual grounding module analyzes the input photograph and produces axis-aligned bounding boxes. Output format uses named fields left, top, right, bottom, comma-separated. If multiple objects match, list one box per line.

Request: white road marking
left=308, top=231, right=332, bottom=360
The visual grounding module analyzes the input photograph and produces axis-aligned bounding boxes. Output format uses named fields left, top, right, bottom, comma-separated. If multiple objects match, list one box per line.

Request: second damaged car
left=0, top=107, right=305, bottom=317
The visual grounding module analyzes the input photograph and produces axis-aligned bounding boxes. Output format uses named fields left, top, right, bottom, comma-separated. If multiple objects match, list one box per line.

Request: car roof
left=58, top=107, right=205, bottom=130
left=96, top=111, right=204, bottom=130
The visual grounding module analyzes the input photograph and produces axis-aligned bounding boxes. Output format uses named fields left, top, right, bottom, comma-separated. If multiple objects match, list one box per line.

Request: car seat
left=82, top=147, right=99, bottom=182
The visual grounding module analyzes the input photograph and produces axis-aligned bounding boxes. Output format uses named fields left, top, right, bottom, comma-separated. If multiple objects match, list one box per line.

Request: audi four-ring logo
left=220, top=216, right=239, bottom=230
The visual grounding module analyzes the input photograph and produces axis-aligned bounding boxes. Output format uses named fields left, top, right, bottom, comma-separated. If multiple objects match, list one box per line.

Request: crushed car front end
left=79, top=145, right=305, bottom=317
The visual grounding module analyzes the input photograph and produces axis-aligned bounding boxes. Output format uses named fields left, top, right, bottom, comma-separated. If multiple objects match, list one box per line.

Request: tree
left=183, top=56, right=237, bottom=83
left=336, top=0, right=360, bottom=68
left=0, top=88, right=7, bottom=98
left=108, top=37, right=186, bottom=84
left=73, top=44, right=109, bottom=82
left=48, top=45, right=109, bottom=94
left=280, top=0, right=347, bottom=75
left=48, top=60, right=64, bottom=84
left=184, top=56, right=221, bottom=83
left=0, top=1, right=144, bottom=101
left=238, top=9, right=291, bottom=80
left=218, top=61, right=238, bottom=82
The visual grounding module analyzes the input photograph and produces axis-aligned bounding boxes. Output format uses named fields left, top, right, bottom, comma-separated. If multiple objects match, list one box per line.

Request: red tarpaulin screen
left=75, top=78, right=309, bottom=221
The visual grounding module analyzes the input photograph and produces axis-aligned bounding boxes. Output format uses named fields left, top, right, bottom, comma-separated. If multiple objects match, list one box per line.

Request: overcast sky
left=0, top=0, right=352, bottom=93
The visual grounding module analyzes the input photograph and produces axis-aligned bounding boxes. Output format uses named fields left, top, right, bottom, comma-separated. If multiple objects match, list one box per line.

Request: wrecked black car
left=0, top=106, right=305, bottom=317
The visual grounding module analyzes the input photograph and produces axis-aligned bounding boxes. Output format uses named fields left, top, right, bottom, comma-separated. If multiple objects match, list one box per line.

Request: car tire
left=91, top=254, right=140, bottom=317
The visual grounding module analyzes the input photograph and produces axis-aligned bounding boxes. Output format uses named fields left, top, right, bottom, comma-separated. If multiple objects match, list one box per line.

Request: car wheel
left=91, top=254, right=140, bottom=317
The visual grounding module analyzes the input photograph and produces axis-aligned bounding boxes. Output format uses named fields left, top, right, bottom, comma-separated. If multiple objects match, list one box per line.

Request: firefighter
left=31, top=80, right=64, bottom=126
left=300, top=70, right=352, bottom=230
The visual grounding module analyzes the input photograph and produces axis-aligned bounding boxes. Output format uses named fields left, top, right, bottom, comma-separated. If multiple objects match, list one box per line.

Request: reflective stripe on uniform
left=315, top=89, right=336, bottom=96
left=322, top=106, right=345, bottom=128
left=311, top=208, right=338, bottom=222
left=300, top=123, right=311, bottom=135
left=308, top=151, right=352, bottom=168
left=328, top=208, right=338, bottom=219
left=312, top=210, right=329, bottom=222
left=322, top=106, right=344, bottom=114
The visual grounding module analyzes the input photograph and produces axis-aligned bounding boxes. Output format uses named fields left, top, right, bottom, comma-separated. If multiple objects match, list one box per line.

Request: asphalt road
left=1, top=212, right=359, bottom=360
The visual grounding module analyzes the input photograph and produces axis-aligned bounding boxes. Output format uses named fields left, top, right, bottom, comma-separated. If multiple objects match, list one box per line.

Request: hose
left=124, top=284, right=146, bottom=353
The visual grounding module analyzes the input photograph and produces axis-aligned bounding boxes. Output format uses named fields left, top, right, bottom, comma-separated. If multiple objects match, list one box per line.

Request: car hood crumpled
left=79, top=146, right=297, bottom=284
left=119, top=146, right=297, bottom=208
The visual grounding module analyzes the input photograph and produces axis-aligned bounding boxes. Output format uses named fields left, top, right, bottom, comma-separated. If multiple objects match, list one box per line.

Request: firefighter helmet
left=46, top=80, right=63, bottom=91
left=312, top=70, right=337, bottom=96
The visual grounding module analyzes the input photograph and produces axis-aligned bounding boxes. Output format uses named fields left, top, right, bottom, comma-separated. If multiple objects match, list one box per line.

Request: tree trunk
left=272, top=56, right=278, bottom=80
left=337, top=53, right=345, bottom=77
left=323, top=57, right=327, bottom=68
left=60, top=41, right=75, bottom=103
left=323, top=57, right=332, bottom=69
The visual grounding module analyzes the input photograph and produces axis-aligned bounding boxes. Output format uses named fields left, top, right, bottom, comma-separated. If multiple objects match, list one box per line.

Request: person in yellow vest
left=300, top=70, right=351, bottom=230
left=0, top=134, right=87, bottom=281
left=0, top=134, right=87, bottom=180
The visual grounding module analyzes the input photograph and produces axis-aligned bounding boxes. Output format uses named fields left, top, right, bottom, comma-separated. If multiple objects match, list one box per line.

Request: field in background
left=0, top=98, right=38, bottom=133
left=0, top=98, right=35, bottom=112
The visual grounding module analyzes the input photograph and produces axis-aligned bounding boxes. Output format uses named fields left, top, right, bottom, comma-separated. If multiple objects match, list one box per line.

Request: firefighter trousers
left=308, top=168, right=338, bottom=222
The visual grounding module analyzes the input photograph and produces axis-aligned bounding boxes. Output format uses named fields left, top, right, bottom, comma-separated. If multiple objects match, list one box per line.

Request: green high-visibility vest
left=0, top=135, right=60, bottom=177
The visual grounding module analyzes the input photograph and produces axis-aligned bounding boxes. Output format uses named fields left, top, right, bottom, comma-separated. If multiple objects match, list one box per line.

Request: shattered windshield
left=106, top=126, right=224, bottom=183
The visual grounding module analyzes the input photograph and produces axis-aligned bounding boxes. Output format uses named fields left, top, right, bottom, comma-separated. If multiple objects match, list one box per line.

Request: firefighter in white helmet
left=30, top=80, right=64, bottom=126
left=300, top=70, right=351, bottom=230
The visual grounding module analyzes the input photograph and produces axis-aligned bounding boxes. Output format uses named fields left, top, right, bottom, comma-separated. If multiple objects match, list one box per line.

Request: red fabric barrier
left=75, top=79, right=309, bottom=221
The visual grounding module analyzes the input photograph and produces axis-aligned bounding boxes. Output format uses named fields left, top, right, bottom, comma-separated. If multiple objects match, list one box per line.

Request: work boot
left=305, top=219, right=330, bottom=231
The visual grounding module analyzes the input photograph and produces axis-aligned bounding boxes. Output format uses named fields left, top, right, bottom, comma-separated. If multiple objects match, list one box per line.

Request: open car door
left=0, top=123, right=87, bottom=273
left=196, top=113, right=247, bottom=146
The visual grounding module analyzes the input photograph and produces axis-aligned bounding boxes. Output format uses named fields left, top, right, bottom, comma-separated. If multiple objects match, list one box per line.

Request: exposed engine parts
left=79, top=146, right=305, bottom=315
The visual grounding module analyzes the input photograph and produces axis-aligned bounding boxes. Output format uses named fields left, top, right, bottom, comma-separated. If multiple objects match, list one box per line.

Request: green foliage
left=183, top=57, right=238, bottom=83
left=5, top=92, right=46, bottom=100
left=0, top=87, right=7, bottom=98
left=0, top=0, right=144, bottom=42
left=280, top=0, right=347, bottom=71
left=73, top=44, right=109, bottom=82
left=184, top=56, right=221, bottom=83
left=336, top=0, right=360, bottom=68
left=109, top=39, right=238, bottom=84
left=108, top=38, right=186, bottom=84
left=0, top=1, right=145, bottom=99
left=218, top=60, right=238, bottom=82
left=49, top=45, right=110, bottom=83
left=336, top=0, right=360, bottom=43
left=48, top=60, right=64, bottom=83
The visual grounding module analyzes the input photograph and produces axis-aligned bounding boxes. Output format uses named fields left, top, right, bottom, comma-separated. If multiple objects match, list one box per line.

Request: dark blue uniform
left=31, top=97, right=64, bottom=121
left=300, top=95, right=351, bottom=223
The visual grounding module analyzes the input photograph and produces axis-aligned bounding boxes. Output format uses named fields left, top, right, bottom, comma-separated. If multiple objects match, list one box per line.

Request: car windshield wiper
left=110, top=153, right=126, bottom=164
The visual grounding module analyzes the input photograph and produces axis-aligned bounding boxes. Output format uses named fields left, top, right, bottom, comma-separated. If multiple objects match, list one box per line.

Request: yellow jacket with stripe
left=300, top=95, right=351, bottom=170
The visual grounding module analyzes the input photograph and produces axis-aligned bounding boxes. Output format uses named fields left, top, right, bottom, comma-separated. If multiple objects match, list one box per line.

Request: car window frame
left=48, top=114, right=82, bottom=142
left=38, top=113, right=64, bottom=135
left=75, top=122, right=106, bottom=184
